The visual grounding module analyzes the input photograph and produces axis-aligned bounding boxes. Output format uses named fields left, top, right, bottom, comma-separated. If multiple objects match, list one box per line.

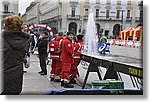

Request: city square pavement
left=21, top=45, right=142, bottom=95
left=21, top=54, right=82, bottom=95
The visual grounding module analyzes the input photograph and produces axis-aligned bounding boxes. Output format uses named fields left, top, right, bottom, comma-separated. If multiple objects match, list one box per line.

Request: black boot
left=70, top=76, right=76, bottom=84
left=50, top=77, right=54, bottom=81
left=54, top=79, right=61, bottom=82
left=64, top=83, right=74, bottom=88
left=38, top=71, right=43, bottom=74
left=40, top=72, right=47, bottom=75
left=70, top=78, right=76, bottom=84
left=61, top=81, right=64, bottom=86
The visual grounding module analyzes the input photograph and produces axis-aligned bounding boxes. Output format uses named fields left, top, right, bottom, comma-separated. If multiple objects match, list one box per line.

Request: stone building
left=24, top=0, right=143, bottom=36
left=0, top=0, right=19, bottom=32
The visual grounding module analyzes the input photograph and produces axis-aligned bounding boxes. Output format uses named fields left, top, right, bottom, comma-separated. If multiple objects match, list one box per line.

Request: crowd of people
left=1, top=15, right=110, bottom=94
left=26, top=30, right=84, bottom=88
left=1, top=15, right=85, bottom=94
left=48, top=32, right=84, bottom=88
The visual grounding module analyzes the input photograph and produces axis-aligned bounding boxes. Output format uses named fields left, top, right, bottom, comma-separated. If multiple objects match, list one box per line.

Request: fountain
left=81, top=10, right=142, bottom=91
left=83, top=9, right=98, bottom=55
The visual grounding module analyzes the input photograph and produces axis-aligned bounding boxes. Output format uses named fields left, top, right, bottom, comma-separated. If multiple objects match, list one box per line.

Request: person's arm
left=74, top=43, right=80, bottom=54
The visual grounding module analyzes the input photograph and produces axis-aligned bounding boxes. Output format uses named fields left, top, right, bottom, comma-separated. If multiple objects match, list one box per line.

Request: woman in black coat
left=1, top=15, right=30, bottom=95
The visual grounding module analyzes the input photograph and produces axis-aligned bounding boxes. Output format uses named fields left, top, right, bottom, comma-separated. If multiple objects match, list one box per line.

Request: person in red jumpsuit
left=49, top=36, right=58, bottom=81
left=60, top=31, right=74, bottom=88
left=54, top=32, right=63, bottom=82
left=70, top=34, right=84, bottom=84
left=49, top=32, right=63, bottom=81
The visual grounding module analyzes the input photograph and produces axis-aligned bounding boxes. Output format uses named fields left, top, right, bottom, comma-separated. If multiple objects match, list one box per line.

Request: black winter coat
left=36, top=37, right=48, bottom=55
left=1, top=31, right=30, bottom=95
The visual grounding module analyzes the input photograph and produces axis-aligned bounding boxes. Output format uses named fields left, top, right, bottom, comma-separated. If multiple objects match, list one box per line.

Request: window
left=106, top=10, right=109, bottom=18
left=106, top=0, right=111, bottom=5
left=127, top=1, right=132, bottom=5
left=96, top=0, right=100, bottom=4
left=116, top=10, right=120, bottom=18
left=140, top=10, right=143, bottom=21
left=127, top=10, right=130, bottom=18
left=117, top=0, right=121, bottom=5
left=85, top=9, right=88, bottom=16
left=96, top=9, right=99, bottom=18
left=72, top=8, right=75, bottom=17
left=85, top=0, right=89, bottom=4
left=4, top=4, right=9, bottom=12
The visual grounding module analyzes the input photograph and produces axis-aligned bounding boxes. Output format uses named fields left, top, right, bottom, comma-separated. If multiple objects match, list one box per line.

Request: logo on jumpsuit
left=68, top=44, right=71, bottom=47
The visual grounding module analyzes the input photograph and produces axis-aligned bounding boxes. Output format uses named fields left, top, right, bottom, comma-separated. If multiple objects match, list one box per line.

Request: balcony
left=135, top=17, right=143, bottom=22
left=83, top=15, right=122, bottom=21
left=83, top=15, right=88, bottom=20
left=117, top=1, right=121, bottom=5
left=126, top=17, right=132, bottom=22
left=82, top=15, right=126, bottom=21
left=2, top=11, right=14, bottom=17
left=67, top=15, right=80, bottom=20
left=127, top=1, right=132, bottom=5
left=95, top=16, right=122, bottom=21
left=3, top=11, right=14, bottom=14
left=69, top=0, right=78, bottom=3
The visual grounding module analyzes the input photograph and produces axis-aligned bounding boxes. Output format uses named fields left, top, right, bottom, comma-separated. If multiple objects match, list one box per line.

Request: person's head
left=4, top=15, right=23, bottom=31
left=58, top=32, right=63, bottom=36
left=101, top=33, right=105, bottom=36
left=67, top=31, right=74, bottom=40
left=77, top=34, right=84, bottom=40
left=43, top=31, right=48, bottom=36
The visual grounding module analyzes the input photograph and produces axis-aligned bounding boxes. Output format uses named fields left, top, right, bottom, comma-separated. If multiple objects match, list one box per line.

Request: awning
left=130, top=26, right=143, bottom=41
left=120, top=27, right=134, bottom=40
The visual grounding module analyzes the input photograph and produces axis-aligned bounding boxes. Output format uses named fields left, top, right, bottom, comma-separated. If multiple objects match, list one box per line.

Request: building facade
left=0, top=0, right=19, bottom=32
left=23, top=1, right=40, bottom=25
left=24, top=0, right=143, bottom=36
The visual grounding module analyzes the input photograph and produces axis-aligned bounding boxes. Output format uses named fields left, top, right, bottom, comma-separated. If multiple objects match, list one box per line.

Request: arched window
left=68, top=22, right=77, bottom=34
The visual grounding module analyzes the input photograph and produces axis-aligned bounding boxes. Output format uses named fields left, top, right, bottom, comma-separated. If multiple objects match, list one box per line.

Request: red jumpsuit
left=54, top=36, right=63, bottom=81
left=60, top=37, right=74, bottom=83
left=49, top=38, right=59, bottom=81
left=72, top=40, right=83, bottom=78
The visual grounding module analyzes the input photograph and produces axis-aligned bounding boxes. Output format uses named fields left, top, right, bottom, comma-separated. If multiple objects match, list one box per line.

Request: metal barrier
left=107, top=39, right=142, bottom=47
left=80, top=53, right=143, bottom=91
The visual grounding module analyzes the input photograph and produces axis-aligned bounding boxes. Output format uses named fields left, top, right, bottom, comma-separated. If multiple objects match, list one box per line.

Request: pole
left=121, top=10, right=123, bottom=31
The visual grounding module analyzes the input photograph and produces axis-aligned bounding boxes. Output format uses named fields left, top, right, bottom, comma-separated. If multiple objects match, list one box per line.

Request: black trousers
left=39, top=54, right=47, bottom=74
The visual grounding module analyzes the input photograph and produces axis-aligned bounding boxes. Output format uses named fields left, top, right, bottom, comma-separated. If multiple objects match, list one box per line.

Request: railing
left=117, top=1, right=121, bottom=5
left=126, top=17, right=132, bottom=22
left=107, top=39, right=143, bottom=47
left=135, top=17, right=142, bottom=22
left=83, top=15, right=122, bottom=21
left=67, top=15, right=80, bottom=20
left=127, top=1, right=132, bottom=5
left=95, top=16, right=122, bottom=21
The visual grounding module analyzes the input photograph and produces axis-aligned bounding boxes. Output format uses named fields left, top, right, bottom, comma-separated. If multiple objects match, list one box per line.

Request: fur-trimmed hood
left=2, top=31, right=30, bottom=50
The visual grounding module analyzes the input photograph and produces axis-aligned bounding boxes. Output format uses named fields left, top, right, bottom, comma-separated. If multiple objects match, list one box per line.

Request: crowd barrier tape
left=107, top=39, right=142, bottom=47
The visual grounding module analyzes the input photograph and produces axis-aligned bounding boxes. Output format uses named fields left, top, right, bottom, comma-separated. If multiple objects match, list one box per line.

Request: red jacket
left=49, top=38, right=59, bottom=60
left=74, top=40, right=83, bottom=61
left=49, top=36, right=63, bottom=60
left=60, top=37, right=74, bottom=63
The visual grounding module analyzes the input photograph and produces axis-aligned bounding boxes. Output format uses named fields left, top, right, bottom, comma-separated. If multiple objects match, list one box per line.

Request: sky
left=18, top=0, right=35, bottom=15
